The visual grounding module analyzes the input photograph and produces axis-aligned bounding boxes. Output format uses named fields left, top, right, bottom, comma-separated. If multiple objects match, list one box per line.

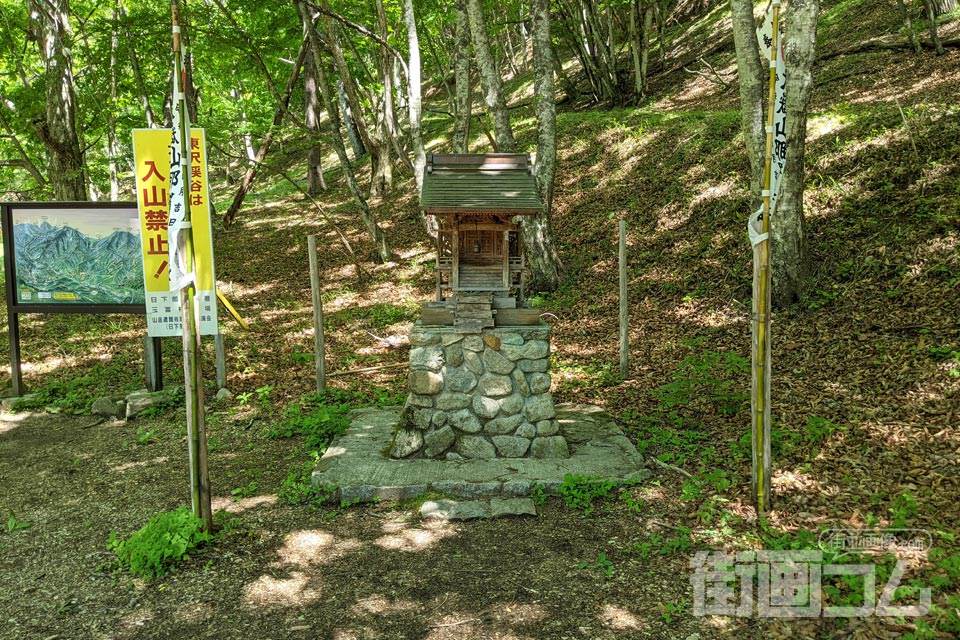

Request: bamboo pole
left=171, top=0, right=213, bottom=531
left=619, top=219, right=629, bottom=380
left=307, top=235, right=327, bottom=395
left=751, top=0, right=780, bottom=515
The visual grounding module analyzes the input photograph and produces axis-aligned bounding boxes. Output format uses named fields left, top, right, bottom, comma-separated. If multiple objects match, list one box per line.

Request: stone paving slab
left=312, top=404, right=648, bottom=504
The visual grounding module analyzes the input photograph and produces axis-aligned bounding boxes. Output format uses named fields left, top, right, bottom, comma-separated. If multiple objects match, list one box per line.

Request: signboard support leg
left=8, top=312, right=23, bottom=397
left=215, top=333, right=227, bottom=389
left=145, top=336, right=163, bottom=392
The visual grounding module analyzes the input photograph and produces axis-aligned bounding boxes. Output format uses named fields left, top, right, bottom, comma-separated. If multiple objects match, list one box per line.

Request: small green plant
left=5, top=511, right=32, bottom=534
left=236, top=391, right=254, bottom=406
left=557, top=474, right=618, bottom=515
left=661, top=599, right=687, bottom=623
left=652, top=350, right=749, bottom=419
left=890, top=491, right=919, bottom=528
left=135, top=426, right=154, bottom=446
left=255, top=384, right=273, bottom=406
left=107, top=507, right=213, bottom=579
left=230, top=481, right=258, bottom=501
left=291, top=347, right=314, bottom=365
left=620, top=492, right=645, bottom=514
left=579, top=552, right=614, bottom=577
left=660, top=527, right=693, bottom=555
left=530, top=483, right=547, bottom=506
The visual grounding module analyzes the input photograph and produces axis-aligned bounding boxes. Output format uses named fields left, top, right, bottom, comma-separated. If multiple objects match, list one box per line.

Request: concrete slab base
left=312, top=403, right=648, bottom=505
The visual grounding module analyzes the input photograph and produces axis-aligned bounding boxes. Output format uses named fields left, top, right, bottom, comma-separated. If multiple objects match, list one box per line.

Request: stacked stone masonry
left=390, top=322, right=569, bottom=459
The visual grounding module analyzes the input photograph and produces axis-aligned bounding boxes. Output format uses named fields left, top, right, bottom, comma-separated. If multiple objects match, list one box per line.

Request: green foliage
left=5, top=511, right=31, bottom=534
left=890, top=491, right=919, bottom=528
left=14, top=375, right=101, bottom=414
left=579, top=552, right=614, bottom=577
left=290, top=347, right=314, bottom=365
left=530, top=483, right=547, bottom=507
left=266, top=399, right=350, bottom=453
left=660, top=599, right=687, bottom=623
left=107, top=507, right=212, bottom=579
left=652, top=350, right=749, bottom=419
left=230, top=481, right=258, bottom=501
left=557, top=474, right=618, bottom=515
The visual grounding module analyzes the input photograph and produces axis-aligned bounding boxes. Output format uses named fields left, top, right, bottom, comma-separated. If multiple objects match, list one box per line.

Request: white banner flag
left=749, top=3, right=787, bottom=247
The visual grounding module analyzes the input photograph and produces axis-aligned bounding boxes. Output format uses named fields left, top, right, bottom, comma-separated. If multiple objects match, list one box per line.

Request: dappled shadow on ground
left=0, top=413, right=741, bottom=640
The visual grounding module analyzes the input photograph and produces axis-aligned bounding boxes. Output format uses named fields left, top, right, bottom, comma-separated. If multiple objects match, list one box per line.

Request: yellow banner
left=132, top=128, right=218, bottom=337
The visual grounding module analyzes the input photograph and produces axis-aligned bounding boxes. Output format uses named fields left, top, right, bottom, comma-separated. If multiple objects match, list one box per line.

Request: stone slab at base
left=312, top=403, right=648, bottom=504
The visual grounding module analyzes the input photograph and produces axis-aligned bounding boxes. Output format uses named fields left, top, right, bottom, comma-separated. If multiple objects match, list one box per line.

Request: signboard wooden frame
left=1, top=202, right=161, bottom=396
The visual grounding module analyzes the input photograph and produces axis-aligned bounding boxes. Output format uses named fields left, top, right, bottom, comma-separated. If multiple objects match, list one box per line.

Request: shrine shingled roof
left=420, top=153, right=543, bottom=215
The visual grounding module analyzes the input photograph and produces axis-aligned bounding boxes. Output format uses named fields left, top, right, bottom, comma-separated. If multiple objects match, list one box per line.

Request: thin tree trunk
left=370, top=0, right=394, bottom=199
left=0, top=107, right=46, bottom=187
left=231, top=87, right=258, bottom=163
left=453, top=0, right=473, bottom=152
left=107, top=2, right=120, bottom=200
left=526, top=0, right=562, bottom=291
left=773, top=0, right=818, bottom=306
left=338, top=80, right=365, bottom=159
left=641, top=7, right=653, bottom=92
left=932, top=0, right=957, bottom=15
left=466, top=0, right=515, bottom=152
left=29, top=0, right=87, bottom=200
left=895, top=0, right=922, bottom=53
left=304, top=49, right=327, bottom=195
left=297, top=0, right=392, bottom=263
left=222, top=38, right=309, bottom=228
left=630, top=0, right=642, bottom=95
left=730, top=0, right=766, bottom=202
left=120, top=6, right=156, bottom=127
left=319, top=0, right=373, bottom=154
left=402, top=0, right=427, bottom=200
left=922, top=0, right=946, bottom=55
left=423, top=26, right=456, bottom=113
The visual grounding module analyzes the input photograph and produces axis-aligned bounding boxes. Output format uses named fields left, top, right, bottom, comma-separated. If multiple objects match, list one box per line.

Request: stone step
left=453, top=318, right=491, bottom=334
left=456, top=310, right=495, bottom=320
left=457, top=294, right=493, bottom=304
left=455, top=303, right=493, bottom=313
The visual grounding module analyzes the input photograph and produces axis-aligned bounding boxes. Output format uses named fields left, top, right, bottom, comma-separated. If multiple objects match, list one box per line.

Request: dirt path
left=0, top=410, right=754, bottom=640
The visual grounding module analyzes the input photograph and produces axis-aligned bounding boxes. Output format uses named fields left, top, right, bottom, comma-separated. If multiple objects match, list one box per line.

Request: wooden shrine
left=420, top=153, right=542, bottom=332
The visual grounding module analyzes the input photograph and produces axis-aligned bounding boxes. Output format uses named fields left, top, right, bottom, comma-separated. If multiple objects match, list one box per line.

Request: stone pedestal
left=389, top=322, right=569, bottom=460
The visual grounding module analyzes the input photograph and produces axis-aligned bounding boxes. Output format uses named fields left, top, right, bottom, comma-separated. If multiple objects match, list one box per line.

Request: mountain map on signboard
left=14, top=221, right=145, bottom=305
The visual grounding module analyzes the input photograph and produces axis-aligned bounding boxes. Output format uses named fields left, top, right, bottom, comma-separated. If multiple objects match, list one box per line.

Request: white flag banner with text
left=749, top=3, right=787, bottom=247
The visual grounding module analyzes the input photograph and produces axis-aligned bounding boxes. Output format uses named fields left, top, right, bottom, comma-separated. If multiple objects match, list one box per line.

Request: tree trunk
left=222, top=38, right=309, bottom=228
left=932, top=0, right=957, bottom=15
left=369, top=0, right=394, bottom=199
left=402, top=0, right=431, bottom=234
left=630, top=0, right=643, bottom=95
left=30, top=0, right=87, bottom=200
left=922, top=0, right=946, bottom=55
left=304, top=49, right=326, bottom=195
left=338, top=80, right=366, bottom=159
left=465, top=0, right=515, bottom=152
left=526, top=0, right=562, bottom=291
left=730, top=0, right=766, bottom=202
left=453, top=0, right=473, bottom=153
left=772, top=0, right=818, bottom=307
left=107, top=2, right=120, bottom=200
left=297, top=1, right=392, bottom=263
left=895, top=0, right=922, bottom=54
left=0, top=107, right=47, bottom=188
left=120, top=7, right=156, bottom=128
left=319, top=0, right=373, bottom=154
